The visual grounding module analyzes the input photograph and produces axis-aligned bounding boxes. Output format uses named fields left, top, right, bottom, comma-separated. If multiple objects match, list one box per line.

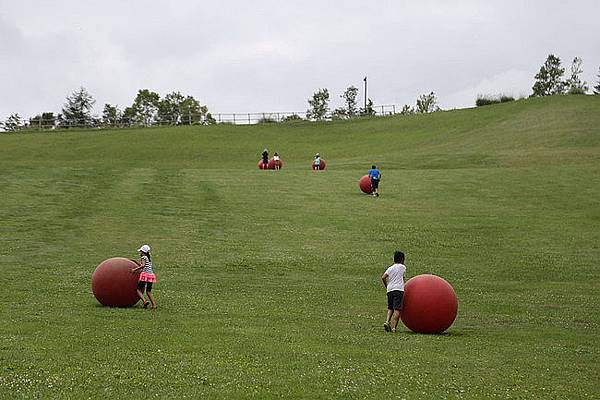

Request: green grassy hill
left=1, top=95, right=599, bottom=398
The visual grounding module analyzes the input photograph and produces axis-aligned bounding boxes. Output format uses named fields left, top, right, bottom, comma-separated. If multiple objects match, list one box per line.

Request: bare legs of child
left=147, top=290, right=157, bottom=309
left=384, top=309, right=400, bottom=333
left=136, top=289, right=149, bottom=307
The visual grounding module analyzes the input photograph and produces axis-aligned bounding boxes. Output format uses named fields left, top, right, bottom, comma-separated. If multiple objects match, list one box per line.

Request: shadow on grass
left=393, top=328, right=471, bottom=338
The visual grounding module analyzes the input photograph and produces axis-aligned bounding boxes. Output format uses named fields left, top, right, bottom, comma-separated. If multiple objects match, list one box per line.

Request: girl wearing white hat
left=131, top=244, right=157, bottom=309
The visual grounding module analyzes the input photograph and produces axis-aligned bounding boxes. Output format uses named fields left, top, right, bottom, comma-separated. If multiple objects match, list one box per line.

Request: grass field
left=1, top=95, right=599, bottom=399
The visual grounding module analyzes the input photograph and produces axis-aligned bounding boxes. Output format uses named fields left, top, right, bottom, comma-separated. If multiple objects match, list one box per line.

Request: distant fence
left=213, top=104, right=398, bottom=125
left=1, top=104, right=401, bottom=132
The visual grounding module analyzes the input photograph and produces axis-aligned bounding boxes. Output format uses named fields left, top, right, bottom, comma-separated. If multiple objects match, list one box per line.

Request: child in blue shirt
left=368, top=165, right=381, bottom=197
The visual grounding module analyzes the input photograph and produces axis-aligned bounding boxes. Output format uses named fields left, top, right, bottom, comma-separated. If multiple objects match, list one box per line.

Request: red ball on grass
left=268, top=158, right=284, bottom=169
left=258, top=160, right=269, bottom=170
left=400, top=274, right=458, bottom=334
left=312, top=159, right=326, bottom=170
left=359, top=175, right=372, bottom=194
left=92, top=257, right=140, bottom=307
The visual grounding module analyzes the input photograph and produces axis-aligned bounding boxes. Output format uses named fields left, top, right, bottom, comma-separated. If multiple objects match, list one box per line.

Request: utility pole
left=363, top=76, right=367, bottom=110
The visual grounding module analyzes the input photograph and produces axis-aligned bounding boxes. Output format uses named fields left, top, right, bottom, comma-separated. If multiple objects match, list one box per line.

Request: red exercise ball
left=268, top=158, right=284, bottom=169
left=258, top=160, right=269, bottom=170
left=400, top=274, right=458, bottom=334
left=312, top=159, right=326, bottom=170
left=92, top=257, right=140, bottom=307
left=359, top=175, right=372, bottom=194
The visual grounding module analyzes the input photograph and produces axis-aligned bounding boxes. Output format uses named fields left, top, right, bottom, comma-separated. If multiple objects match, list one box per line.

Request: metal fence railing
left=1, top=104, right=401, bottom=132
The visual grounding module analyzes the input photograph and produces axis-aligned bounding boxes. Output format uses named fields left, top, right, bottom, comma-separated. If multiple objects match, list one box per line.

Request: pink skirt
left=139, top=272, right=157, bottom=283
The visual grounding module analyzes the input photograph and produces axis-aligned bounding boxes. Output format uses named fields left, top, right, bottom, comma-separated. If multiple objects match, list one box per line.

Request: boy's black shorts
left=371, top=178, right=380, bottom=189
left=137, top=281, right=153, bottom=292
left=387, top=290, right=404, bottom=310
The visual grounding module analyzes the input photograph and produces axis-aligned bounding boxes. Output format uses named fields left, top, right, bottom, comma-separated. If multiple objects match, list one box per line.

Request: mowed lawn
left=0, top=96, right=599, bottom=399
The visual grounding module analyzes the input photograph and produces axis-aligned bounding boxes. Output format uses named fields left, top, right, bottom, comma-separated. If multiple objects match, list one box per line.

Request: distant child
left=131, top=244, right=157, bottom=309
left=368, top=164, right=381, bottom=197
left=382, top=251, right=406, bottom=333
left=313, top=153, right=321, bottom=170
left=262, top=149, right=269, bottom=168
left=273, top=152, right=281, bottom=170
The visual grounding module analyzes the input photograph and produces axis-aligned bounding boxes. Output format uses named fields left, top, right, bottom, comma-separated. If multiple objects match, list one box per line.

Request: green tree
left=157, top=92, right=212, bottom=125
left=180, top=96, right=209, bottom=125
left=2, top=113, right=22, bottom=132
left=158, top=91, right=186, bottom=124
left=282, top=114, right=303, bottom=123
left=29, top=112, right=56, bottom=130
left=102, top=104, right=121, bottom=126
left=593, top=67, right=600, bottom=95
left=566, top=57, right=588, bottom=94
left=360, top=98, right=375, bottom=116
left=60, top=87, right=96, bottom=128
left=307, top=88, right=330, bottom=121
left=532, top=54, right=566, bottom=96
left=415, top=92, right=440, bottom=113
left=399, top=104, right=414, bottom=115
left=331, top=108, right=348, bottom=120
left=131, top=89, right=161, bottom=126
left=341, top=86, right=359, bottom=117
left=121, top=106, right=136, bottom=126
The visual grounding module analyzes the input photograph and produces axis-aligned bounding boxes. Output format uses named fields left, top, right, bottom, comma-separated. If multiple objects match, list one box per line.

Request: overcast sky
left=1, top=0, right=599, bottom=121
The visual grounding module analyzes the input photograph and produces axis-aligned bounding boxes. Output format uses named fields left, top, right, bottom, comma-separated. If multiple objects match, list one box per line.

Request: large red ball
left=92, top=257, right=141, bottom=307
left=268, top=158, right=284, bottom=169
left=400, top=274, right=458, bottom=334
left=312, top=159, right=326, bottom=170
left=258, top=160, right=269, bottom=170
left=359, top=175, right=372, bottom=194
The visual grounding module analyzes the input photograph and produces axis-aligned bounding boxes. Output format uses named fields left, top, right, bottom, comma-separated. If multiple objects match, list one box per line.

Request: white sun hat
left=138, top=244, right=151, bottom=253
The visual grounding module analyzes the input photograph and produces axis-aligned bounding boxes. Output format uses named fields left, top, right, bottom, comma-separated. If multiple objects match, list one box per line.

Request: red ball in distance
left=400, top=274, right=458, bottom=334
left=359, top=175, right=372, bottom=194
left=92, top=257, right=141, bottom=307
left=268, top=158, right=284, bottom=169
left=312, top=159, right=326, bottom=170
left=258, top=160, right=269, bottom=170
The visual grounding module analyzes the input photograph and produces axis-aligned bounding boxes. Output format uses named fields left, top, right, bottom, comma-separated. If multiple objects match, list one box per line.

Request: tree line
left=477, top=55, right=600, bottom=107
left=301, top=87, right=440, bottom=122
left=2, top=88, right=215, bottom=132
left=2, top=55, right=600, bottom=131
left=532, top=55, right=597, bottom=96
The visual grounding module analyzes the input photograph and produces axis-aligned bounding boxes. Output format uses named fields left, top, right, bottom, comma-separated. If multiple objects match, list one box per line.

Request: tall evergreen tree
left=2, top=113, right=22, bottom=132
left=61, top=87, right=96, bottom=128
left=532, top=54, right=565, bottom=96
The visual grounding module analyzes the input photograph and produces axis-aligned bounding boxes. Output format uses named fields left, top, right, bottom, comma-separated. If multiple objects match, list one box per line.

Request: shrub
left=282, top=114, right=303, bottom=123
left=476, top=95, right=515, bottom=107
left=568, top=87, right=587, bottom=95
left=257, top=117, right=277, bottom=124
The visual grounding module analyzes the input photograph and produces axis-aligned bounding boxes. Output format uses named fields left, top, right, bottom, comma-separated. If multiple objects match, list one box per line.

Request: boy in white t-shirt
left=381, top=251, right=407, bottom=333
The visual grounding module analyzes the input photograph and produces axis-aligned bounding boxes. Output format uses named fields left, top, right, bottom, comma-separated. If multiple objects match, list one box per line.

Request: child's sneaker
left=383, top=322, right=391, bottom=332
